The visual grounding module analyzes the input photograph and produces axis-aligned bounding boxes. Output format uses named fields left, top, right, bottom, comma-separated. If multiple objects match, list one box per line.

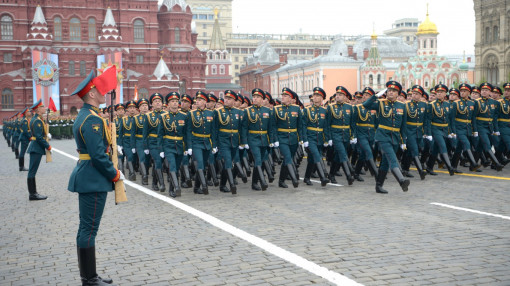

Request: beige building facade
left=186, top=0, right=233, bottom=50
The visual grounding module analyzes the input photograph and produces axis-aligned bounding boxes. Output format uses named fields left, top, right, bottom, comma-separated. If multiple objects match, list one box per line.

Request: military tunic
left=120, top=115, right=136, bottom=162
left=404, top=100, right=428, bottom=157
left=273, top=104, right=302, bottom=165
left=451, top=98, right=476, bottom=152
left=159, top=111, right=188, bottom=172
left=186, top=108, right=217, bottom=170
left=27, top=114, right=50, bottom=178
left=143, top=110, right=166, bottom=169
left=472, top=98, right=497, bottom=152
left=19, top=115, right=31, bottom=159
left=215, top=106, right=243, bottom=168
left=241, top=105, right=275, bottom=167
left=495, top=98, right=510, bottom=152
left=302, top=105, right=329, bottom=164
left=353, top=104, right=376, bottom=161
left=327, top=102, right=355, bottom=163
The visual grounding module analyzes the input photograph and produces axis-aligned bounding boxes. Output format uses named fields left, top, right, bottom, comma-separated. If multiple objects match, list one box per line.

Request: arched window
left=493, top=26, right=499, bottom=42
left=79, top=61, right=86, bottom=76
left=219, top=65, right=225, bottom=75
left=211, top=65, right=217, bottom=75
left=485, top=27, right=491, bottom=42
left=54, top=17, right=62, bottom=41
left=134, top=19, right=144, bottom=43
left=1, top=15, right=13, bottom=40
left=70, top=17, right=81, bottom=41
left=88, top=18, right=96, bottom=42
left=423, top=40, right=427, bottom=48
left=175, top=27, right=180, bottom=44
left=1, top=88, right=13, bottom=109
left=138, top=88, right=149, bottom=99
left=369, top=74, right=373, bottom=85
left=69, top=61, right=75, bottom=76
left=377, top=74, right=381, bottom=85
left=430, top=39, right=434, bottom=49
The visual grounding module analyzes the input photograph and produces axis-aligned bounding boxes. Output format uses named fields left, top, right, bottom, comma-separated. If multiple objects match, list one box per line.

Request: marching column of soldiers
left=4, top=80, right=510, bottom=198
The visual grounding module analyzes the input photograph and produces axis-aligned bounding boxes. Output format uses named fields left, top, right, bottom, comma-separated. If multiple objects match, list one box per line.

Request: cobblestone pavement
left=1, top=138, right=509, bottom=285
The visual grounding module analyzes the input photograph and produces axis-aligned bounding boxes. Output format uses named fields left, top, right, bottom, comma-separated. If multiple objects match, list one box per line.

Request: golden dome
left=417, top=6, right=439, bottom=35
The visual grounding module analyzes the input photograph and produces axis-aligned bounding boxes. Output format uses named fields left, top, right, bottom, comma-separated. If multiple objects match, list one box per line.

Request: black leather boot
left=15, top=148, right=19, bottom=159
left=486, top=151, right=504, bottom=171
left=263, top=160, right=274, bottom=183
left=287, top=164, right=299, bottom=188
left=256, top=165, right=268, bottom=191
left=375, top=170, right=388, bottom=194
left=234, top=162, right=248, bottom=183
left=219, top=169, right=230, bottom=193
left=278, top=166, right=288, bottom=188
left=328, top=162, right=338, bottom=184
left=451, top=152, right=463, bottom=174
left=226, top=168, right=236, bottom=194
left=316, top=162, right=329, bottom=186
left=303, top=163, right=313, bottom=186
left=341, top=161, right=354, bottom=186
left=139, top=163, right=148, bottom=185
left=19, top=157, right=28, bottom=171
left=169, top=171, right=180, bottom=197
left=413, top=156, right=427, bottom=180
left=79, top=247, right=114, bottom=286
left=425, top=154, right=437, bottom=175
left=251, top=169, right=261, bottom=191
left=27, top=178, right=47, bottom=200
left=353, top=160, right=364, bottom=182
left=401, top=154, right=414, bottom=178
left=193, top=173, right=203, bottom=194
left=127, top=161, right=136, bottom=181
left=151, top=168, right=158, bottom=191
left=440, top=153, right=455, bottom=176
left=465, top=149, right=480, bottom=171
left=208, top=163, right=219, bottom=186
left=243, top=157, right=251, bottom=177
left=197, top=169, right=209, bottom=195
left=391, top=168, right=410, bottom=192
left=367, top=158, right=379, bottom=178
left=181, top=164, right=192, bottom=188
left=155, top=169, right=166, bottom=192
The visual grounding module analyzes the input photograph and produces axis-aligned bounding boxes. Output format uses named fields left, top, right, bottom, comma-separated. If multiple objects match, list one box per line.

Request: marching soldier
left=159, top=92, right=188, bottom=197
left=120, top=100, right=137, bottom=181
left=495, top=83, right=510, bottom=161
left=401, top=85, right=428, bottom=180
left=302, top=87, right=330, bottom=186
left=134, top=98, right=150, bottom=185
left=187, top=91, right=217, bottom=195
left=179, top=94, right=194, bottom=188
left=472, top=82, right=504, bottom=170
left=273, top=88, right=302, bottom=188
left=206, top=93, right=219, bottom=187
left=215, top=90, right=246, bottom=194
left=18, top=107, right=32, bottom=171
left=143, top=93, right=167, bottom=191
left=68, top=68, right=121, bottom=286
left=327, top=86, right=356, bottom=185
left=242, top=88, right=275, bottom=191
left=114, top=104, right=125, bottom=175
left=12, top=112, right=21, bottom=158
left=450, top=83, right=479, bottom=171
left=363, top=81, right=409, bottom=194
left=27, top=100, right=51, bottom=201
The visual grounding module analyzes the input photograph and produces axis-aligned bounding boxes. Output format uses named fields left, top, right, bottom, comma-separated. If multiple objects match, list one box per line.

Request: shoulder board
left=355, top=104, right=363, bottom=107
left=291, top=104, right=299, bottom=107
left=378, top=98, right=387, bottom=102
left=274, top=104, right=282, bottom=108
left=161, top=111, right=168, bottom=115
left=498, top=99, right=504, bottom=102
left=454, top=99, right=461, bottom=102
left=88, top=110, right=101, bottom=118
left=475, top=98, right=482, bottom=101
left=430, top=100, right=437, bottom=104
left=396, top=100, right=405, bottom=104
left=179, top=111, right=187, bottom=115
left=319, top=106, right=327, bottom=110
left=344, top=103, right=352, bottom=107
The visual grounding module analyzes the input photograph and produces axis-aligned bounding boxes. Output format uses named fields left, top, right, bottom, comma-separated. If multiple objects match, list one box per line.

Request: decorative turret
left=366, top=25, right=381, bottom=67
left=98, top=7, right=122, bottom=43
left=27, top=5, right=52, bottom=42
left=209, top=9, right=225, bottom=51
left=153, top=57, right=173, bottom=80
left=416, top=4, right=438, bottom=57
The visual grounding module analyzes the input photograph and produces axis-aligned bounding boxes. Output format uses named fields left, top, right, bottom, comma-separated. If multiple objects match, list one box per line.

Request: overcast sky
left=230, top=0, right=475, bottom=55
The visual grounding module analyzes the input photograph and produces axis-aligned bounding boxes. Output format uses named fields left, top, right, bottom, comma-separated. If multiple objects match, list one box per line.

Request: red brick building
left=0, top=0, right=206, bottom=118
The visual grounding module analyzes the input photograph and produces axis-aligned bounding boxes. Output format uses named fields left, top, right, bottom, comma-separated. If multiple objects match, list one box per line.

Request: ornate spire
left=366, top=26, right=382, bottom=67
left=98, top=7, right=122, bottom=41
left=417, top=3, right=439, bottom=35
left=153, top=57, right=173, bottom=80
left=27, top=5, right=52, bottom=41
left=209, top=8, right=225, bottom=50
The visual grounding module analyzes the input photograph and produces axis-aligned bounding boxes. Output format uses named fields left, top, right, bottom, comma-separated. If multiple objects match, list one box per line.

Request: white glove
left=47, top=133, right=52, bottom=140
left=426, top=136, right=432, bottom=141
left=452, top=133, right=457, bottom=138
left=238, top=145, right=244, bottom=150
left=212, top=147, right=218, bottom=154
left=118, top=170, right=125, bottom=181
left=473, top=132, right=478, bottom=137
left=350, top=138, right=358, bottom=144
left=245, top=144, right=249, bottom=149
left=144, top=149, right=150, bottom=155
left=117, top=145, right=123, bottom=155
left=132, top=148, right=136, bottom=154
left=299, top=141, right=304, bottom=146
left=400, top=144, right=407, bottom=150
left=328, top=140, right=333, bottom=146
left=274, top=141, right=279, bottom=147
left=448, top=134, right=453, bottom=139
left=376, top=88, right=387, bottom=98
left=323, top=142, right=329, bottom=147
left=160, top=152, right=165, bottom=158
left=269, top=143, right=274, bottom=148
left=494, top=131, right=501, bottom=136
left=304, top=141, right=309, bottom=148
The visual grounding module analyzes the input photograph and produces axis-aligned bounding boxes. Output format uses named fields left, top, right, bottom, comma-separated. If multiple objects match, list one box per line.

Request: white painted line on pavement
left=53, top=147, right=363, bottom=286
left=307, top=179, right=344, bottom=187
left=431, top=202, right=510, bottom=221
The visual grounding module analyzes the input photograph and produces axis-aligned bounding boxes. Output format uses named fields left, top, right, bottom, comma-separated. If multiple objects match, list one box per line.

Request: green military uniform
left=143, top=93, right=167, bottom=192
left=134, top=98, right=150, bottom=185
left=120, top=101, right=137, bottom=181
left=18, top=108, right=31, bottom=171
left=27, top=100, right=50, bottom=200
left=495, top=82, right=510, bottom=158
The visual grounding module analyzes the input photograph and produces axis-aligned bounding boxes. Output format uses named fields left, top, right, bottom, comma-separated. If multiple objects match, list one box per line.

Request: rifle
left=109, top=89, right=127, bottom=204
left=45, top=108, right=52, bottom=163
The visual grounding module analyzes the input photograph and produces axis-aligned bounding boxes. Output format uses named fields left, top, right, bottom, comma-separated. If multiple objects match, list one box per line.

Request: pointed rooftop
left=27, top=5, right=52, bottom=41
left=209, top=9, right=225, bottom=50
left=153, top=57, right=173, bottom=80
left=103, top=6, right=116, bottom=27
left=98, top=7, right=121, bottom=42
left=160, top=0, right=188, bottom=11
left=32, top=5, right=46, bottom=24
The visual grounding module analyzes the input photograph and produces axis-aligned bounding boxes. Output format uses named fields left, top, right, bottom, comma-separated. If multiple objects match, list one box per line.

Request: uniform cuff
left=112, top=170, right=120, bottom=182
left=47, top=145, right=52, bottom=151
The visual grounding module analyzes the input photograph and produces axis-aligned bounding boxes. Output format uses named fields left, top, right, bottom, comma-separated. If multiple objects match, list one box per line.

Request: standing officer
left=472, top=82, right=504, bottom=170
left=68, top=68, right=122, bottom=286
left=160, top=92, right=188, bottom=197
left=187, top=91, right=217, bottom=194
left=18, top=107, right=32, bottom=171
left=215, top=90, right=246, bottom=194
left=27, top=99, right=51, bottom=200
left=401, top=85, right=428, bottom=180
left=363, top=81, right=409, bottom=194
left=327, top=86, right=356, bottom=185
left=273, top=88, right=302, bottom=188
left=302, top=87, right=330, bottom=186
left=450, top=83, right=479, bottom=171
left=134, top=98, right=150, bottom=185
left=121, top=100, right=137, bottom=181
left=242, top=88, right=275, bottom=191
left=143, top=93, right=167, bottom=191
